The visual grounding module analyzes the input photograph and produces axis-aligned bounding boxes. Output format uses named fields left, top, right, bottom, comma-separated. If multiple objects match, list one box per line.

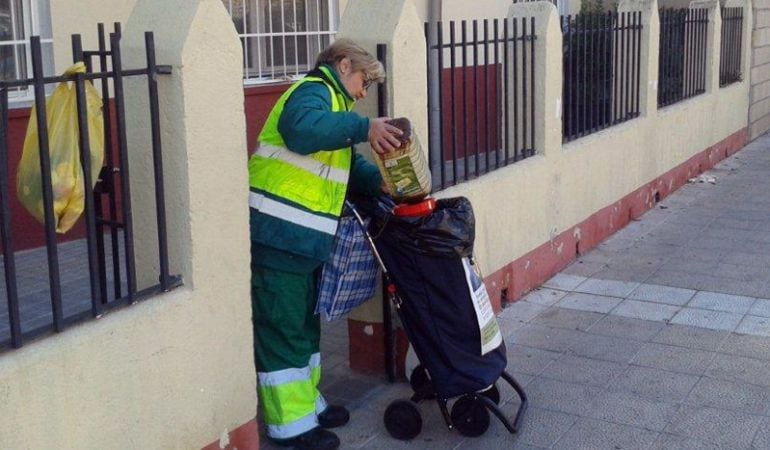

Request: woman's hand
left=368, top=117, right=403, bottom=154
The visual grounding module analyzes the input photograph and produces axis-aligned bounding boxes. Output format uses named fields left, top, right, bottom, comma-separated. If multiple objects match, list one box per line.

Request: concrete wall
left=343, top=0, right=752, bottom=374
left=0, top=1, right=256, bottom=449
left=49, top=0, right=137, bottom=74
left=751, top=0, right=770, bottom=138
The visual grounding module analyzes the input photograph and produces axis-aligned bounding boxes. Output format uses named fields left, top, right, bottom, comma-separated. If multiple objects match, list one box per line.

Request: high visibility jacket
left=249, top=66, right=361, bottom=263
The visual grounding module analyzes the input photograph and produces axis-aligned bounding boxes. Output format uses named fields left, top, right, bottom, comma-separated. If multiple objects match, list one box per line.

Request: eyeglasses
left=363, top=76, right=375, bottom=91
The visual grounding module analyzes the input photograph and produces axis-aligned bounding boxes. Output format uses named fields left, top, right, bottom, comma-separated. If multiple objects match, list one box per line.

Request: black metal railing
left=720, top=7, right=743, bottom=86
left=658, top=8, right=708, bottom=107
left=0, top=24, right=181, bottom=352
left=561, top=11, right=642, bottom=143
left=425, top=18, right=537, bottom=191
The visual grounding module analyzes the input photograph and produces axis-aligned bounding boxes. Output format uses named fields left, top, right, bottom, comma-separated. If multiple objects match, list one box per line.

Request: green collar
left=318, top=64, right=355, bottom=103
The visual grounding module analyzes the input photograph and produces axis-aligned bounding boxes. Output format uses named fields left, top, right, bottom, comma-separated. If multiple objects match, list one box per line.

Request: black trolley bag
left=348, top=197, right=528, bottom=440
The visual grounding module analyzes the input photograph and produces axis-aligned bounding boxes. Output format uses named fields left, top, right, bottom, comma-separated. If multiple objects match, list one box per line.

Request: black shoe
left=270, top=427, right=340, bottom=450
left=318, top=404, right=350, bottom=429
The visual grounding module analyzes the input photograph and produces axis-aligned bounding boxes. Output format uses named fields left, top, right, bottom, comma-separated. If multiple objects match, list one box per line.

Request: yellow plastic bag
left=16, top=62, right=104, bottom=233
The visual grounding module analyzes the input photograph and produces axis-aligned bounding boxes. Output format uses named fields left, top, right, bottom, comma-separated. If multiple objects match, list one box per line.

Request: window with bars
left=0, top=0, right=53, bottom=99
left=223, top=0, right=339, bottom=84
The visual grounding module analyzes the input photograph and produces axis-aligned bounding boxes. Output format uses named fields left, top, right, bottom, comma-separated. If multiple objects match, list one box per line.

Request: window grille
left=0, top=0, right=54, bottom=100
left=223, top=0, right=339, bottom=84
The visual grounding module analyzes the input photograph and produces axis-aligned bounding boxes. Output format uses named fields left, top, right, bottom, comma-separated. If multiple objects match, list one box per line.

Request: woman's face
left=336, top=57, right=372, bottom=100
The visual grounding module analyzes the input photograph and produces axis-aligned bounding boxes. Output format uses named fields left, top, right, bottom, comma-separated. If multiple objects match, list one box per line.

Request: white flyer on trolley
left=461, top=257, right=503, bottom=355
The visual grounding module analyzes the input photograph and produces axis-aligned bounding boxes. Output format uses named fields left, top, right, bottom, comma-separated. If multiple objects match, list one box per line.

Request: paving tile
left=497, top=371, right=535, bottom=404
left=529, top=307, right=604, bottom=331
left=469, top=406, right=577, bottom=449
left=572, top=278, right=640, bottom=298
left=500, top=300, right=547, bottom=323
left=752, top=418, right=770, bottom=450
left=587, top=266, right=657, bottom=283
left=736, top=315, right=770, bottom=337
left=515, top=324, right=584, bottom=353
left=609, top=365, right=700, bottom=403
left=520, top=287, right=568, bottom=307
left=586, top=315, right=666, bottom=341
left=628, top=283, right=696, bottom=306
left=706, top=353, right=770, bottom=388
left=631, top=342, right=716, bottom=375
left=670, top=308, right=743, bottom=332
left=506, top=344, right=560, bottom=377
left=718, top=333, right=770, bottom=361
left=664, top=406, right=763, bottom=448
left=589, top=389, right=680, bottom=431
left=748, top=298, right=770, bottom=318
left=688, top=291, right=757, bottom=314
left=524, top=378, right=603, bottom=417
left=556, top=293, right=623, bottom=314
left=540, top=354, right=625, bottom=387
left=651, top=324, right=730, bottom=351
left=685, top=377, right=770, bottom=415
left=652, top=433, right=724, bottom=450
left=560, top=260, right=607, bottom=277
left=567, top=332, right=644, bottom=363
left=551, top=417, right=660, bottom=450
left=610, top=299, right=680, bottom=322
left=543, top=273, right=587, bottom=291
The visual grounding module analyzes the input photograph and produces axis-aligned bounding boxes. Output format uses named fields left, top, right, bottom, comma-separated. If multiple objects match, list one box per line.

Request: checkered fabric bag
left=316, top=214, right=378, bottom=321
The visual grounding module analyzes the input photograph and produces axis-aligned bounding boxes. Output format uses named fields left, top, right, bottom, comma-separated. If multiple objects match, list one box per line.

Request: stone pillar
left=690, top=0, right=721, bottom=94
left=619, top=0, right=659, bottom=117
left=122, top=0, right=249, bottom=291
left=508, top=1, right=562, bottom=156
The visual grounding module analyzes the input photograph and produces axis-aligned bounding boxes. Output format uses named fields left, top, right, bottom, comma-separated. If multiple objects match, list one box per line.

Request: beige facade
left=49, top=0, right=137, bottom=75
left=0, top=1, right=255, bottom=448
left=344, top=0, right=750, bottom=323
left=752, top=0, right=770, bottom=137
left=0, top=0, right=762, bottom=447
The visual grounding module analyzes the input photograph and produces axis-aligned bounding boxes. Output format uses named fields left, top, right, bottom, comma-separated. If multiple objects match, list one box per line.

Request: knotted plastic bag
left=16, top=62, right=104, bottom=233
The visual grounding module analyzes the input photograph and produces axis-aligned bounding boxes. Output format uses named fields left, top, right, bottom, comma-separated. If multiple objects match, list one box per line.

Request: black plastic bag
left=362, top=196, right=475, bottom=258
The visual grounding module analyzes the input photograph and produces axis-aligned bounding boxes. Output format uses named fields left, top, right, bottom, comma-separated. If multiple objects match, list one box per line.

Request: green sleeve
left=348, top=151, right=383, bottom=198
left=277, top=82, right=369, bottom=155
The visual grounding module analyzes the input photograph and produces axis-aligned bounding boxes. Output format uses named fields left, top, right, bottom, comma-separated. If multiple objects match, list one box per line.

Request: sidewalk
left=263, top=134, right=770, bottom=449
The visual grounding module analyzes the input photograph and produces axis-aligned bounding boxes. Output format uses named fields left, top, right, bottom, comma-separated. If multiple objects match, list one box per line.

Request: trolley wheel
left=479, top=382, right=501, bottom=405
left=409, top=365, right=435, bottom=399
left=451, top=395, right=490, bottom=437
left=384, top=400, right=422, bottom=441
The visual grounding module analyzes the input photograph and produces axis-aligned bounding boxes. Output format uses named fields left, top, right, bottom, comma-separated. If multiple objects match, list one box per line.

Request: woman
left=248, top=39, right=402, bottom=449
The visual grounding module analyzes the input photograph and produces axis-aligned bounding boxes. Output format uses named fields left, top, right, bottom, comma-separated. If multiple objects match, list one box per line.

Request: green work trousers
left=251, top=256, right=327, bottom=440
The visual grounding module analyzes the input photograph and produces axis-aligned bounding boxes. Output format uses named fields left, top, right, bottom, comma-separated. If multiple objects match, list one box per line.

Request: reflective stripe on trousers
left=258, top=352, right=328, bottom=439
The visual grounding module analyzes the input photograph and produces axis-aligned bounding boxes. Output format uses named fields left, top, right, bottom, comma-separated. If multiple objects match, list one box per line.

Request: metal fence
left=561, top=11, right=642, bottom=143
left=223, top=0, right=338, bottom=84
left=0, top=24, right=181, bottom=352
left=424, top=18, right=537, bottom=191
left=720, top=7, right=743, bottom=87
left=658, top=8, right=708, bottom=107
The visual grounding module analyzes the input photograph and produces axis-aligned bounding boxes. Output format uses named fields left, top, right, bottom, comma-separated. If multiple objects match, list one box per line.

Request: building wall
left=751, top=0, right=770, bottom=138
left=341, top=0, right=753, bottom=374
left=0, top=2, right=257, bottom=449
left=49, top=0, right=138, bottom=75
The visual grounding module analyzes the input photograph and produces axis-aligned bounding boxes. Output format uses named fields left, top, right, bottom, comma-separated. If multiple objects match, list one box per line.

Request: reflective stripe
left=254, top=144, right=349, bottom=183
left=250, top=191, right=338, bottom=235
left=257, top=353, right=321, bottom=387
left=258, top=367, right=310, bottom=387
left=266, top=411, right=319, bottom=439
left=316, top=393, right=328, bottom=414
left=309, top=352, right=321, bottom=369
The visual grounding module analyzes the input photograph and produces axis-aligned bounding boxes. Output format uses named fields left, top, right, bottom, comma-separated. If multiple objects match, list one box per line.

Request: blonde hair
left=316, top=38, right=386, bottom=83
